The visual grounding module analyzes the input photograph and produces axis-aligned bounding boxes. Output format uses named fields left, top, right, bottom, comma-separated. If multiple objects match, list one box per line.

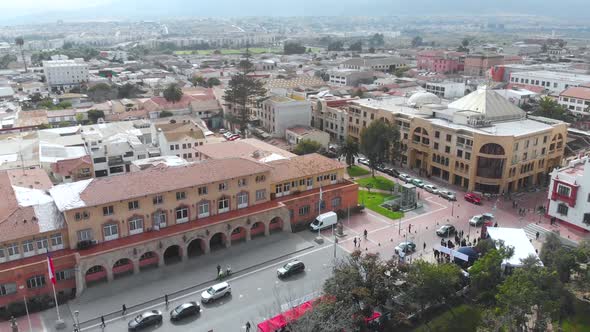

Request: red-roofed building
left=559, top=86, right=590, bottom=114
left=50, top=155, right=93, bottom=183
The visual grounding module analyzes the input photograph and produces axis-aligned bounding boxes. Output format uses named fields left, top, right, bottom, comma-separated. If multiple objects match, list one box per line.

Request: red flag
left=47, top=255, right=56, bottom=285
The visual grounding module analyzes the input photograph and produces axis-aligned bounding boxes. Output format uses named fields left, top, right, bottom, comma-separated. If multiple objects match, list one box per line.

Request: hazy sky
left=1, top=0, right=588, bottom=22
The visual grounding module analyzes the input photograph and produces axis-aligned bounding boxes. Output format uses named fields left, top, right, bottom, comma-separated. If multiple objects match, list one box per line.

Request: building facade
left=464, top=54, right=504, bottom=77
left=509, top=71, right=590, bottom=94
left=259, top=96, right=312, bottom=137
left=285, top=125, right=330, bottom=148
left=327, top=70, right=374, bottom=87
left=417, top=50, right=465, bottom=74
left=425, top=82, right=466, bottom=99
left=154, top=120, right=207, bottom=161
left=558, top=86, right=590, bottom=115
left=42, top=59, right=89, bottom=90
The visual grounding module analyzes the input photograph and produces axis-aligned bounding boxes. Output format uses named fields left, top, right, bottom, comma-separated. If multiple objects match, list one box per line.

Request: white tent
left=487, top=227, right=543, bottom=268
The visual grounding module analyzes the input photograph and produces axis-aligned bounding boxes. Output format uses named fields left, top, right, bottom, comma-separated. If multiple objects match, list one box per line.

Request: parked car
left=394, top=241, right=416, bottom=255
left=223, top=132, right=234, bottom=139
left=219, top=128, right=227, bottom=134
left=228, top=134, right=240, bottom=141
left=438, top=190, right=457, bottom=201
left=358, top=158, right=370, bottom=166
left=128, top=310, right=162, bottom=330
left=411, top=178, right=424, bottom=188
left=375, top=164, right=386, bottom=172
left=201, top=282, right=231, bottom=304
left=399, top=173, right=413, bottom=183
left=309, top=211, right=338, bottom=231
left=277, top=260, right=306, bottom=278
left=384, top=168, right=400, bottom=178
left=423, top=184, right=439, bottom=194
left=469, top=213, right=495, bottom=226
left=436, top=224, right=456, bottom=237
left=170, top=302, right=200, bottom=321
left=464, top=193, right=482, bottom=205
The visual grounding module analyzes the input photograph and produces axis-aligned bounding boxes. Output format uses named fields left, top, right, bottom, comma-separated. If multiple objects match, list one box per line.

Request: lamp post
left=74, top=311, right=80, bottom=332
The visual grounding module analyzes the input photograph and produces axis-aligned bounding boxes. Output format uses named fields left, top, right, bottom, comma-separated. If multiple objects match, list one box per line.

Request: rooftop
left=560, top=86, right=590, bottom=100
left=511, top=70, right=590, bottom=82
left=286, top=125, right=324, bottom=136
left=267, top=153, right=344, bottom=183
left=194, top=139, right=295, bottom=162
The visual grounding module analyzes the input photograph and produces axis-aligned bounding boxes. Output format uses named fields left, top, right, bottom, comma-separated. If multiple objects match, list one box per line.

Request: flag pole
left=52, top=282, right=61, bottom=321
left=46, top=249, right=64, bottom=327
left=24, top=296, right=32, bottom=332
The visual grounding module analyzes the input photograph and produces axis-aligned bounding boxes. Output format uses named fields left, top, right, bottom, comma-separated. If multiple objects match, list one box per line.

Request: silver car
left=201, top=282, right=231, bottom=304
left=399, top=173, right=413, bottom=183
left=438, top=190, right=457, bottom=201
left=423, top=184, right=439, bottom=194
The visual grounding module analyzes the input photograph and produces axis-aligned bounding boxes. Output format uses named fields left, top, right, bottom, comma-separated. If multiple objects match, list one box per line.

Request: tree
left=223, top=74, right=266, bottom=135
left=15, top=37, right=27, bottom=72
left=159, top=110, right=173, bottom=118
left=284, top=42, right=307, bottom=55
left=163, top=84, right=183, bottom=103
left=348, top=41, right=363, bottom=52
left=540, top=233, right=577, bottom=283
left=411, top=36, right=423, bottom=48
left=0, top=54, right=17, bottom=69
left=360, top=120, right=400, bottom=176
left=238, top=59, right=253, bottom=73
left=87, top=110, right=105, bottom=124
left=405, top=261, right=462, bottom=316
left=339, top=137, right=360, bottom=168
left=469, top=248, right=511, bottom=304
left=75, top=113, right=84, bottom=123
left=293, top=139, right=322, bottom=155
left=533, top=96, right=573, bottom=122
left=190, top=76, right=206, bottom=87
left=461, top=38, right=470, bottom=48
left=368, top=47, right=376, bottom=54
left=117, top=83, right=143, bottom=99
left=394, top=67, right=410, bottom=78
left=207, top=77, right=221, bottom=86
left=369, top=33, right=385, bottom=47
left=87, top=83, right=116, bottom=102
left=328, top=41, right=344, bottom=52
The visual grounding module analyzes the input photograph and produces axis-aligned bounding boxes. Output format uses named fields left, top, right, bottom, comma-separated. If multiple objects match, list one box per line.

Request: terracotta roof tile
left=268, top=153, right=344, bottom=183
left=560, top=86, right=590, bottom=100
left=51, top=156, right=92, bottom=176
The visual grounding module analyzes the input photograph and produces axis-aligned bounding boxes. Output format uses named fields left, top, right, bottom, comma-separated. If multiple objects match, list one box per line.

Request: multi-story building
left=154, top=119, right=208, bottom=161
left=558, top=86, right=590, bottom=115
left=42, top=59, right=89, bottom=91
left=311, top=98, right=351, bottom=143
left=509, top=71, right=590, bottom=94
left=327, top=69, right=374, bottom=87
left=546, top=157, right=590, bottom=231
left=50, top=156, right=93, bottom=183
left=340, top=57, right=407, bottom=72
left=425, top=82, right=466, bottom=99
left=345, top=87, right=568, bottom=193
left=417, top=50, right=465, bottom=74
left=464, top=54, right=504, bottom=77
left=258, top=96, right=312, bottom=137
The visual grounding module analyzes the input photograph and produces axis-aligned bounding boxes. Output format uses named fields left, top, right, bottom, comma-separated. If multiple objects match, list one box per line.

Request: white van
left=310, top=211, right=338, bottom=231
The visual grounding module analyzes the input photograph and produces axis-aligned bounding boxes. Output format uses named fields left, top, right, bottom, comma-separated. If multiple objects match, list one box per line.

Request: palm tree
left=163, top=84, right=183, bottom=103
left=15, top=37, right=27, bottom=72
left=339, top=137, right=359, bottom=168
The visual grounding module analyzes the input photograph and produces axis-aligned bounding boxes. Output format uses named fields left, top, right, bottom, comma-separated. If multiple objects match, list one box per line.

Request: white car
left=411, top=178, right=424, bottom=188
left=438, top=190, right=457, bottom=201
left=358, top=158, right=370, bottom=166
left=201, top=282, right=231, bottom=304
left=399, top=173, right=413, bottom=183
left=223, top=132, right=234, bottom=139
left=423, top=184, right=439, bottom=194
left=469, top=213, right=494, bottom=226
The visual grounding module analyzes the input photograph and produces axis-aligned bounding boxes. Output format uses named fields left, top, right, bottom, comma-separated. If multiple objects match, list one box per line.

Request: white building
left=340, top=57, right=407, bottom=72
left=42, top=59, right=89, bottom=90
left=327, top=69, right=374, bottom=87
left=285, top=125, right=330, bottom=148
left=509, top=70, right=590, bottom=94
left=425, top=82, right=466, bottom=99
left=259, top=96, right=312, bottom=137
left=153, top=120, right=208, bottom=161
left=495, top=88, right=538, bottom=107
left=547, top=157, right=590, bottom=231
left=558, top=86, right=590, bottom=115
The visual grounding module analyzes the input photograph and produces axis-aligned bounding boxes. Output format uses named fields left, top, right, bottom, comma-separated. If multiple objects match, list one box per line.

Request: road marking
left=81, top=244, right=333, bottom=331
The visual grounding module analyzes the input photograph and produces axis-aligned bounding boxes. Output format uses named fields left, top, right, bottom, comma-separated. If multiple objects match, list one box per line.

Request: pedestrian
left=473, top=238, right=477, bottom=245
left=353, top=237, right=357, bottom=248
left=246, top=321, right=251, bottom=332
left=122, top=304, right=126, bottom=315
left=165, top=294, right=168, bottom=306
left=100, top=315, right=106, bottom=328
left=216, top=264, right=221, bottom=275
left=440, top=238, right=444, bottom=246
left=536, top=231, right=540, bottom=240
left=363, top=229, right=368, bottom=239
left=423, top=242, right=426, bottom=250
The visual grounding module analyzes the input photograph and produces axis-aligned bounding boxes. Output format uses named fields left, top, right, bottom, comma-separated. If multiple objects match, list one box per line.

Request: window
left=238, top=178, right=247, bottom=187
left=198, top=186, right=208, bottom=195
left=557, top=185, right=571, bottom=197
left=284, top=182, right=291, bottom=192
left=457, top=150, right=463, bottom=158
left=37, top=238, right=48, bottom=251
left=332, top=197, right=341, bottom=208
left=299, top=205, right=310, bottom=216
left=198, top=201, right=210, bottom=218
left=465, top=152, right=471, bottom=160
left=299, top=179, right=305, bottom=186
left=128, top=200, right=139, bottom=210
left=0, top=283, right=17, bottom=296
left=22, top=240, right=35, bottom=256
left=218, top=182, right=228, bottom=191
left=514, top=142, right=519, bottom=151
left=7, top=243, right=19, bottom=257
left=129, top=218, right=144, bottom=234
left=103, top=224, right=119, bottom=240
left=523, top=152, right=528, bottom=161
left=307, top=178, right=313, bottom=187
left=170, top=145, right=175, bottom=151
left=176, top=208, right=189, bottom=223
left=255, top=175, right=266, bottom=183
left=237, top=192, right=248, bottom=208
left=446, top=134, right=452, bottom=142
left=26, top=276, right=45, bottom=289
left=434, top=142, right=439, bottom=150
left=218, top=197, right=229, bottom=213
left=56, top=269, right=74, bottom=281
left=77, top=229, right=93, bottom=241
left=330, top=173, right=337, bottom=181
left=103, top=205, right=114, bottom=216
left=445, top=146, right=451, bottom=153
left=153, top=211, right=167, bottom=228
left=176, top=191, right=186, bottom=200
left=153, top=195, right=163, bottom=205
left=557, top=203, right=568, bottom=216
left=51, top=234, right=63, bottom=248
left=93, top=157, right=106, bottom=163
left=543, top=135, right=548, bottom=144
left=435, top=131, right=440, bottom=138
left=256, top=189, right=266, bottom=201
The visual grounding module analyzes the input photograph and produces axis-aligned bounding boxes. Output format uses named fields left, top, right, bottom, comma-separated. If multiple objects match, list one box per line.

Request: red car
left=464, top=193, right=481, bottom=204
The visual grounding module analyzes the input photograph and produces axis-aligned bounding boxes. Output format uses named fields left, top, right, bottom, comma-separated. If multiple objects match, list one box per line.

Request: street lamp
left=74, top=310, right=80, bottom=332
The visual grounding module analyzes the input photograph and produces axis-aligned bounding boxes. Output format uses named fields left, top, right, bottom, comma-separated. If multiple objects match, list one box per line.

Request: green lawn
left=356, top=176, right=396, bottom=192
left=558, top=299, right=590, bottom=332
left=358, top=191, right=403, bottom=220
left=412, top=304, right=482, bottom=332
left=347, top=165, right=370, bottom=177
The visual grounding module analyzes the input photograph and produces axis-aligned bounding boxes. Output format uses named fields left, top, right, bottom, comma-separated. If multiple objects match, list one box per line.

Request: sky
left=0, top=0, right=588, bottom=23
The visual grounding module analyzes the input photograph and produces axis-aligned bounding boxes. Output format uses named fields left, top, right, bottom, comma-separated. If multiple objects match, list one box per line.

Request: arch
left=209, top=232, right=227, bottom=251
left=139, top=251, right=159, bottom=270
left=251, top=221, right=266, bottom=238
left=85, top=265, right=107, bottom=286
left=163, top=245, right=182, bottom=265
left=269, top=217, right=284, bottom=234
left=112, top=258, right=133, bottom=278
left=230, top=226, right=248, bottom=243
left=479, top=143, right=505, bottom=155
left=187, top=238, right=206, bottom=258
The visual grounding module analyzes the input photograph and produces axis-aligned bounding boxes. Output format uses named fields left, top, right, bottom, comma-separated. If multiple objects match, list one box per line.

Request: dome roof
left=407, top=92, right=440, bottom=107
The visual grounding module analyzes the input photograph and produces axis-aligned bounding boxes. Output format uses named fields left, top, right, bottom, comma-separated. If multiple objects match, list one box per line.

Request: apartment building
left=558, top=86, right=590, bottom=114
left=425, top=82, right=466, bottom=99
left=417, top=50, right=465, bottom=74
left=547, top=157, right=590, bottom=231
left=345, top=87, right=567, bottom=193
left=258, top=96, right=312, bottom=137
left=509, top=71, right=590, bottom=94
left=154, top=120, right=207, bottom=161
left=340, top=57, right=407, bottom=72
left=327, top=69, right=374, bottom=87
left=311, top=98, right=351, bottom=143
left=464, top=54, right=504, bottom=76
left=42, top=59, right=89, bottom=90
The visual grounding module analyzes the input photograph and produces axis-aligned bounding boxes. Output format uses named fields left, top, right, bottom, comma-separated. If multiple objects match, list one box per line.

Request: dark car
left=384, top=168, right=400, bottom=178
left=170, top=302, right=200, bottom=321
left=464, top=193, right=482, bottom=205
left=277, top=260, right=306, bottom=278
left=436, top=224, right=456, bottom=237
left=128, top=310, right=163, bottom=331
left=375, top=164, right=386, bottom=172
